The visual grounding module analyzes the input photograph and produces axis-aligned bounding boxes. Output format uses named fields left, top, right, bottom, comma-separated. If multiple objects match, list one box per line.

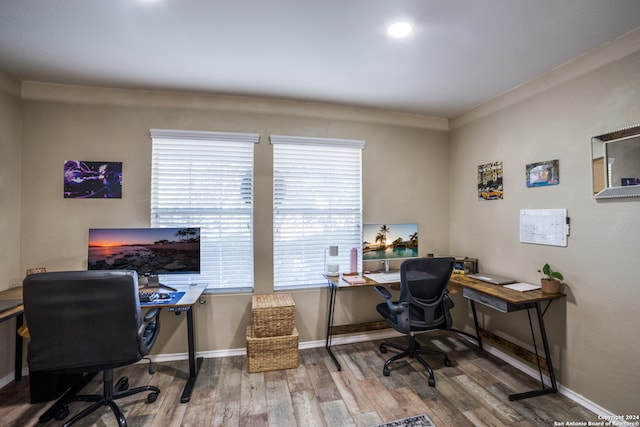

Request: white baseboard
left=0, top=329, right=615, bottom=419
left=478, top=340, right=615, bottom=419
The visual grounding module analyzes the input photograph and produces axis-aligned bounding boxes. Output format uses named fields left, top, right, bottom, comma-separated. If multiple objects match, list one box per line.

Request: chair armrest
left=374, top=285, right=408, bottom=314
left=143, top=308, right=161, bottom=323
left=443, top=292, right=454, bottom=309
left=374, top=285, right=391, bottom=299
left=138, top=308, right=162, bottom=356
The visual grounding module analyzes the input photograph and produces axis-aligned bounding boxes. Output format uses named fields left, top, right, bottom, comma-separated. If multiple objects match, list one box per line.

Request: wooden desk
left=0, top=286, right=25, bottom=382
left=325, top=273, right=565, bottom=401
left=448, top=274, right=565, bottom=400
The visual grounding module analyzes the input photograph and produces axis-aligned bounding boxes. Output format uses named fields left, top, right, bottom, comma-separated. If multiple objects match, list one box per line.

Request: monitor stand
left=141, top=274, right=177, bottom=292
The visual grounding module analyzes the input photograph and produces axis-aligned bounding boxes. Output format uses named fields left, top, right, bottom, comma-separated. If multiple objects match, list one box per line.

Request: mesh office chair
left=374, top=257, right=455, bottom=387
left=23, top=270, right=161, bottom=427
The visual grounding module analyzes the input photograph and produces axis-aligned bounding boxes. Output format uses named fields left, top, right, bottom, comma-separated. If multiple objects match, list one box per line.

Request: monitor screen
left=362, top=223, right=419, bottom=261
left=88, top=228, right=201, bottom=275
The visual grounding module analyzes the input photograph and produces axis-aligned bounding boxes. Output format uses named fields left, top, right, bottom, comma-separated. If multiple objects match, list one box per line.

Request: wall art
left=478, top=161, right=503, bottom=200
left=64, top=160, right=122, bottom=199
left=526, top=159, right=559, bottom=187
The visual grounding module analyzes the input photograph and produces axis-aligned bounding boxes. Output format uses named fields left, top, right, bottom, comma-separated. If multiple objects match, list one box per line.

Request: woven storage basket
left=246, top=325, right=299, bottom=372
left=252, top=293, right=295, bottom=337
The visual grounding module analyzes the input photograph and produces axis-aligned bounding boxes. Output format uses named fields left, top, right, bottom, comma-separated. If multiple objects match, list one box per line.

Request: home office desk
left=141, top=282, right=207, bottom=403
left=0, top=282, right=207, bottom=404
left=324, top=273, right=565, bottom=401
left=448, top=274, right=565, bottom=400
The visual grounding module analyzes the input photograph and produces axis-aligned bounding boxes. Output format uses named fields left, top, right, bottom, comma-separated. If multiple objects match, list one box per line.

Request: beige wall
left=0, top=73, right=22, bottom=289
left=448, top=29, right=640, bottom=414
left=13, top=86, right=449, bottom=355
left=0, top=73, right=22, bottom=375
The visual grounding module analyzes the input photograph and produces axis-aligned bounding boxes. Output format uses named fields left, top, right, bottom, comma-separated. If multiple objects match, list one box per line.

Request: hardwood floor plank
left=319, top=399, right=355, bottom=427
left=463, top=407, right=509, bottom=427
left=239, top=413, right=269, bottom=427
left=430, top=370, right=480, bottom=413
left=453, top=374, right=524, bottom=424
left=211, top=400, right=240, bottom=427
left=180, top=388, right=216, bottom=426
left=352, top=411, right=383, bottom=427
left=286, top=364, right=313, bottom=394
left=265, top=379, right=296, bottom=427
left=305, top=360, right=342, bottom=403
left=215, top=355, right=244, bottom=402
left=148, top=369, right=190, bottom=427
left=240, top=371, right=266, bottom=417
left=330, top=369, right=375, bottom=415
left=359, top=377, right=405, bottom=421
left=291, top=389, right=328, bottom=427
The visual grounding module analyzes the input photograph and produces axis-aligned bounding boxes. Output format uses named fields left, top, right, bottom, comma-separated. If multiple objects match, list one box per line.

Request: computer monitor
left=362, top=223, right=419, bottom=265
left=88, top=228, right=201, bottom=282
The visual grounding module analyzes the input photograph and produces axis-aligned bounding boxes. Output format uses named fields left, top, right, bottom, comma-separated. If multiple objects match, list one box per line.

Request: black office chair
left=23, top=270, right=161, bottom=427
left=374, top=257, right=455, bottom=387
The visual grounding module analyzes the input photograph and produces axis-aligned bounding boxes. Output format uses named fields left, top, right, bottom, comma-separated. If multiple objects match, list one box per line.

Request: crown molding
left=20, top=81, right=448, bottom=131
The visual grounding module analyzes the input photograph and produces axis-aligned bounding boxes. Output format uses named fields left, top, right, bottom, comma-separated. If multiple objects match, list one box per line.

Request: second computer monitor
left=362, top=223, right=419, bottom=262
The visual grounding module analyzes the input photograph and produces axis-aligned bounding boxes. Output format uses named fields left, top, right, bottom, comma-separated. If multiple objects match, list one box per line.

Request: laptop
left=467, top=273, right=516, bottom=285
left=0, top=299, right=23, bottom=313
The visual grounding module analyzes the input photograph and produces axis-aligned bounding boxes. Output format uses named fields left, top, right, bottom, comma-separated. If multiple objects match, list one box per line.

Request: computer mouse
left=158, top=293, right=171, bottom=300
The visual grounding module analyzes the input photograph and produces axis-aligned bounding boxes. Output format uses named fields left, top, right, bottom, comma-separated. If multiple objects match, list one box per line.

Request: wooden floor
left=0, top=331, right=599, bottom=427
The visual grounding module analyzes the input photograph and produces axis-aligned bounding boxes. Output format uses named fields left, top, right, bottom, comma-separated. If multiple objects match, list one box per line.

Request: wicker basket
left=246, top=325, right=299, bottom=372
left=252, top=293, right=296, bottom=337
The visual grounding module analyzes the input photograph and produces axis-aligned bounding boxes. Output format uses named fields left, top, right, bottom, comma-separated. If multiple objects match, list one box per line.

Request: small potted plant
left=538, top=263, right=563, bottom=293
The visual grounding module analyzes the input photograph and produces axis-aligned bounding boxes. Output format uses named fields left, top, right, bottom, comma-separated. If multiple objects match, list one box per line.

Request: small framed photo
left=64, top=160, right=122, bottom=199
left=526, top=159, right=559, bottom=188
left=478, top=161, right=503, bottom=200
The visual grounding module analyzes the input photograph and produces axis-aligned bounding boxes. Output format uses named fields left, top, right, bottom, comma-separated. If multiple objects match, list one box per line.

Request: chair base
left=40, top=369, right=159, bottom=427
left=379, top=335, right=451, bottom=387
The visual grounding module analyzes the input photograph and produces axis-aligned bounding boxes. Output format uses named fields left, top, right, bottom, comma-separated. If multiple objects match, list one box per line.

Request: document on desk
left=342, top=275, right=366, bottom=285
left=503, top=282, right=541, bottom=292
left=364, top=272, right=401, bottom=283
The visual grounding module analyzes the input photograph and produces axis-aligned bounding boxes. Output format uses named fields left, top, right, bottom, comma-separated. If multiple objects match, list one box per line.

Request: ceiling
left=1, top=0, right=639, bottom=119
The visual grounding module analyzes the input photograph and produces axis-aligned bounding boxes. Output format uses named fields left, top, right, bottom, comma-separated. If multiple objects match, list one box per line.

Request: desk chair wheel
left=428, top=377, right=436, bottom=387
left=54, top=405, right=70, bottom=420
left=383, top=367, right=391, bottom=376
left=444, top=357, right=452, bottom=367
left=115, top=376, right=129, bottom=391
left=379, top=344, right=389, bottom=354
left=147, top=391, right=159, bottom=404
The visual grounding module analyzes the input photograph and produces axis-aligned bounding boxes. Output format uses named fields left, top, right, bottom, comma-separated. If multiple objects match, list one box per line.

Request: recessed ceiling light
left=387, top=22, right=412, bottom=38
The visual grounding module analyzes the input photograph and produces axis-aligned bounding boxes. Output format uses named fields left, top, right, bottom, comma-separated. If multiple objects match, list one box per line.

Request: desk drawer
left=463, top=288, right=518, bottom=313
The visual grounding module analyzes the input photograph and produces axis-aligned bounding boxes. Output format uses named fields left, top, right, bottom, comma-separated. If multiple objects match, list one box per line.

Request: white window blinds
left=271, top=135, right=364, bottom=289
left=150, top=129, right=259, bottom=291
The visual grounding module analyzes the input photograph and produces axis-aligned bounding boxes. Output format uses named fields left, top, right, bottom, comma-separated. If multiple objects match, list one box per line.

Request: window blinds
left=150, top=129, right=259, bottom=290
left=271, top=135, right=364, bottom=289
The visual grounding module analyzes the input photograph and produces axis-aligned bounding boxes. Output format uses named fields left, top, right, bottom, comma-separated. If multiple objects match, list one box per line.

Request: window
left=271, top=135, right=365, bottom=289
left=150, top=129, right=259, bottom=291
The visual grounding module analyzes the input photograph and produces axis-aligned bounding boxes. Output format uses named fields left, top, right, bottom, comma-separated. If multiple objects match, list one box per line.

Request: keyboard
left=139, top=291, right=159, bottom=302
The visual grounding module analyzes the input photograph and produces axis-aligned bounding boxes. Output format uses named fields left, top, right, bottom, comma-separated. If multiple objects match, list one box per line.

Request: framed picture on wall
left=478, top=161, right=503, bottom=200
left=526, top=159, right=559, bottom=187
left=64, top=160, right=123, bottom=199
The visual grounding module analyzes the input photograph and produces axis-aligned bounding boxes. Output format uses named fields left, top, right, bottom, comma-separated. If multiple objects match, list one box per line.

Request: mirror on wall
left=591, top=124, right=640, bottom=199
